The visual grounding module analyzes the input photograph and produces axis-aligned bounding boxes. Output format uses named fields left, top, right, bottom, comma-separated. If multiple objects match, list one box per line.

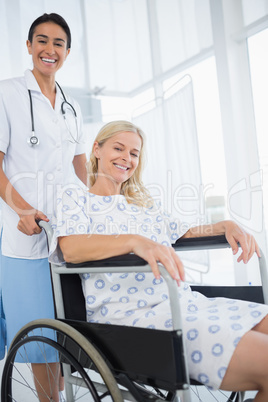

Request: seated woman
left=50, top=120, right=268, bottom=400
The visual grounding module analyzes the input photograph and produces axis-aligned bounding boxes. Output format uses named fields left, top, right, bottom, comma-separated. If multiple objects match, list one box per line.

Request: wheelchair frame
left=2, top=221, right=268, bottom=402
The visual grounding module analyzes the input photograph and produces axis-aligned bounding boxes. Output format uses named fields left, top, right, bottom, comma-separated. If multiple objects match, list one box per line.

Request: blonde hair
left=87, top=120, right=152, bottom=207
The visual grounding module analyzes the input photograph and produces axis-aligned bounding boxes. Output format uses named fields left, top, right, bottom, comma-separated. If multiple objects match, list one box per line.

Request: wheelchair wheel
left=1, top=319, right=123, bottom=402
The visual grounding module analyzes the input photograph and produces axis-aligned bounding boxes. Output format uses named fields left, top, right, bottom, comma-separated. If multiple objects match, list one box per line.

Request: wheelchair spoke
left=190, top=385, right=240, bottom=401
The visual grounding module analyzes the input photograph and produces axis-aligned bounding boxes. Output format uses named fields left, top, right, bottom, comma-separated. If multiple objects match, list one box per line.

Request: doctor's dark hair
left=28, top=13, right=71, bottom=49
left=87, top=120, right=153, bottom=208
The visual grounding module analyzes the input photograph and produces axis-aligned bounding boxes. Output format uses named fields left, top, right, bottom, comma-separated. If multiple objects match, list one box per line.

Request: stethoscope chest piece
left=27, top=132, right=39, bottom=147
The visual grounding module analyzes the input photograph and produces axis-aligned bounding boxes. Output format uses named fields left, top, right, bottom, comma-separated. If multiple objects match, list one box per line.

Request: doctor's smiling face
left=26, top=22, right=70, bottom=79
left=93, top=131, right=142, bottom=195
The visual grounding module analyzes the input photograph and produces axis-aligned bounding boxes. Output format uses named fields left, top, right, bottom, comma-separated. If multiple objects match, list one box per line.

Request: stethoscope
left=27, top=82, right=79, bottom=147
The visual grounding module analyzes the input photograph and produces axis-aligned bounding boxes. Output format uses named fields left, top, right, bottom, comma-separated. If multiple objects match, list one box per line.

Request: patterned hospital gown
left=50, top=185, right=268, bottom=389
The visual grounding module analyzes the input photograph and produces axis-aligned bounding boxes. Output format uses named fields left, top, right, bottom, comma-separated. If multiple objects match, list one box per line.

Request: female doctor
left=0, top=13, right=87, bottom=401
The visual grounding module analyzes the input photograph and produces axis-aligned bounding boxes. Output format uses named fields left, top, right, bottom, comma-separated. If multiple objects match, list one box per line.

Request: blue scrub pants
left=1, top=250, right=57, bottom=363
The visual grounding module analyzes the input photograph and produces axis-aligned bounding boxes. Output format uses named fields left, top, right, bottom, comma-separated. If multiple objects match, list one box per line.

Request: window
left=163, top=57, right=228, bottom=204
left=248, top=29, right=268, bottom=244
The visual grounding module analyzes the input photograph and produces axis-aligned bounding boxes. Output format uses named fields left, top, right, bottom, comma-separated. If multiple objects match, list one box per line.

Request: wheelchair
left=1, top=221, right=268, bottom=402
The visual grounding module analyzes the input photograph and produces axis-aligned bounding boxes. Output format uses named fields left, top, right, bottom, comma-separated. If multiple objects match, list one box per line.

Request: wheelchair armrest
left=64, top=234, right=268, bottom=305
left=66, top=253, right=147, bottom=269
left=173, top=234, right=268, bottom=305
left=38, top=220, right=229, bottom=266
left=65, top=235, right=229, bottom=269
left=173, top=234, right=229, bottom=251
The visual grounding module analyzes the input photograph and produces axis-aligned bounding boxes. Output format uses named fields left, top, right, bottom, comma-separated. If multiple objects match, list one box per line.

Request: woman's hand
left=223, top=221, right=261, bottom=263
left=131, top=235, right=185, bottom=285
left=17, top=210, right=49, bottom=236
left=183, top=220, right=261, bottom=264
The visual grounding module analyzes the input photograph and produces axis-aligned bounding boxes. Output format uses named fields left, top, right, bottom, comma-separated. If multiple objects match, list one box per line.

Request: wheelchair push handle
left=36, top=219, right=54, bottom=248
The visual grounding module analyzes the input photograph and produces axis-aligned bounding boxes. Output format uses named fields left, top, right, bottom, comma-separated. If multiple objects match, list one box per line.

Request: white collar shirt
left=0, top=69, right=86, bottom=259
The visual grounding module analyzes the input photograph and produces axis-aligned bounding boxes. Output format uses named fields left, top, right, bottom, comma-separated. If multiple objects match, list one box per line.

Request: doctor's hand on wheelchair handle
left=17, top=210, right=49, bottom=236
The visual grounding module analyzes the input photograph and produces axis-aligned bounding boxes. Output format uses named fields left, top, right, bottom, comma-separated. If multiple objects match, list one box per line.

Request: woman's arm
left=0, top=151, right=48, bottom=235
left=59, top=233, right=137, bottom=263
left=182, top=220, right=260, bottom=263
left=59, top=232, right=185, bottom=284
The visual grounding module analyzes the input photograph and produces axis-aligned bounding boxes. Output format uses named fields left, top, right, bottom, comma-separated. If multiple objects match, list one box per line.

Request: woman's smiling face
left=26, top=22, right=70, bottom=78
left=93, top=131, right=142, bottom=192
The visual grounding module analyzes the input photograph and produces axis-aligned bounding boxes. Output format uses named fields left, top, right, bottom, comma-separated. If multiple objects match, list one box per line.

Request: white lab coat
left=0, top=70, right=86, bottom=259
